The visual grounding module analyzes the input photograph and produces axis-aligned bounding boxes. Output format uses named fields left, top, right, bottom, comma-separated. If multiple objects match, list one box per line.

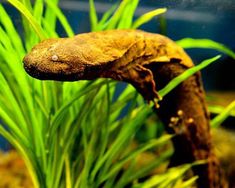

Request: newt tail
left=23, top=29, right=227, bottom=188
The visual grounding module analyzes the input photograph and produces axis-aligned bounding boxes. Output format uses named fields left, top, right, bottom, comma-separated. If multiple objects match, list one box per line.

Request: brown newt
left=23, top=30, right=227, bottom=188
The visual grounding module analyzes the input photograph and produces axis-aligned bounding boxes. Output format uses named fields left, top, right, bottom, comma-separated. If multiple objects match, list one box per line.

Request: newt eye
left=51, top=54, right=59, bottom=61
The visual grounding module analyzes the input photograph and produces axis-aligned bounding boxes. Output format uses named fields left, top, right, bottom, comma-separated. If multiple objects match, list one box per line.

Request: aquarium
left=0, top=0, right=234, bottom=188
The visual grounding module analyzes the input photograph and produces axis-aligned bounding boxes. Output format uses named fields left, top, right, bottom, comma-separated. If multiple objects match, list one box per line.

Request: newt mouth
left=24, top=62, right=84, bottom=81
left=23, top=55, right=39, bottom=78
left=23, top=56, right=85, bottom=81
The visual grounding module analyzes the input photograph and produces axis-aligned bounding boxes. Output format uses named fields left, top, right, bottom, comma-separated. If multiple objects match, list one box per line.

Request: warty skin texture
left=24, top=30, right=192, bottom=101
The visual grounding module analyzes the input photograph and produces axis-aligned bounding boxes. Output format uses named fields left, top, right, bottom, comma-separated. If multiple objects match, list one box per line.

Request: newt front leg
left=23, top=29, right=227, bottom=188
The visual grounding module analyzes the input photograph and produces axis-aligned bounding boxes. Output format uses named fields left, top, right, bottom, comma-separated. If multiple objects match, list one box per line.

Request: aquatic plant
left=0, top=0, right=234, bottom=188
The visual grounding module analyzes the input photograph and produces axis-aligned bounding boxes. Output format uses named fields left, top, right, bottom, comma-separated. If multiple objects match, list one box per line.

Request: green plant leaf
left=100, top=134, right=173, bottom=183
left=208, top=104, right=235, bottom=117
left=7, top=0, right=46, bottom=40
left=33, top=0, right=44, bottom=25
left=177, top=38, right=235, bottom=59
left=45, top=0, right=74, bottom=37
left=106, top=0, right=131, bottom=30
left=96, top=3, right=118, bottom=31
left=0, top=4, right=25, bottom=56
left=117, top=0, right=139, bottom=29
left=44, top=0, right=59, bottom=31
left=133, top=161, right=203, bottom=188
left=0, top=126, right=40, bottom=188
left=132, top=8, right=167, bottom=29
left=89, top=0, right=98, bottom=31
left=158, top=55, right=221, bottom=98
left=211, top=100, right=235, bottom=128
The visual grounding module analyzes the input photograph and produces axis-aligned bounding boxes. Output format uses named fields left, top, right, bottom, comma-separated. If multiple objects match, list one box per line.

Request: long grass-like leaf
left=7, top=0, right=46, bottom=40
left=45, top=0, right=74, bottom=37
left=211, top=100, right=235, bottom=128
left=0, top=107, right=28, bottom=146
left=158, top=55, right=221, bottom=98
left=89, top=0, right=98, bottom=31
left=125, top=150, right=173, bottom=187
left=44, top=0, right=59, bottom=31
left=177, top=38, right=235, bottom=59
left=91, top=106, right=152, bottom=184
left=65, top=154, right=72, bottom=188
left=132, top=8, right=167, bottom=29
left=134, top=162, right=201, bottom=188
left=21, top=0, right=33, bottom=11
left=50, top=81, right=106, bottom=137
left=177, top=176, right=198, bottom=188
left=117, top=0, right=139, bottom=29
left=33, top=0, right=44, bottom=25
left=106, top=0, right=130, bottom=30
left=208, top=104, right=235, bottom=117
left=0, top=126, right=39, bottom=188
left=96, top=3, right=118, bottom=31
left=100, top=135, right=173, bottom=183
left=0, top=73, right=30, bottom=137
left=0, top=4, right=25, bottom=56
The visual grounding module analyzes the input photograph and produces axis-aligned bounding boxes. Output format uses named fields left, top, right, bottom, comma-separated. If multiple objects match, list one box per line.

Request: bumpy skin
left=24, top=30, right=192, bottom=101
left=23, top=30, right=227, bottom=188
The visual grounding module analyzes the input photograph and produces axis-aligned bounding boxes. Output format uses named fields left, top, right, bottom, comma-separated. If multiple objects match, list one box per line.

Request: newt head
left=23, top=38, right=91, bottom=81
left=23, top=31, right=136, bottom=81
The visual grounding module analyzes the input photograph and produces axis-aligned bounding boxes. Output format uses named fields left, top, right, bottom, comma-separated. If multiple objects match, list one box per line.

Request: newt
left=23, top=30, right=192, bottom=103
left=23, top=30, right=227, bottom=188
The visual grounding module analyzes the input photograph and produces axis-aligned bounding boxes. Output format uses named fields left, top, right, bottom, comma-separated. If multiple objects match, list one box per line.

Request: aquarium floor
left=0, top=150, right=32, bottom=188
